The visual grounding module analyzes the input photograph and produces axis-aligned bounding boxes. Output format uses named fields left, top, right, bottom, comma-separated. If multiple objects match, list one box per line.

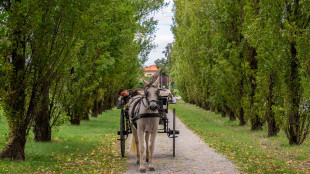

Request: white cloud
left=155, top=35, right=174, bottom=45
left=145, top=0, right=174, bottom=66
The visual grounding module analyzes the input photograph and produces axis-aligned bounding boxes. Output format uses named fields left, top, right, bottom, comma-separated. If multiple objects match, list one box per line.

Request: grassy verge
left=170, top=100, right=310, bottom=174
left=0, top=108, right=126, bottom=173
left=0, top=105, right=3, bottom=122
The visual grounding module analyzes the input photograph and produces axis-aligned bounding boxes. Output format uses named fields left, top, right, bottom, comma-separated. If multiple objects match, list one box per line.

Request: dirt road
left=125, top=110, right=239, bottom=174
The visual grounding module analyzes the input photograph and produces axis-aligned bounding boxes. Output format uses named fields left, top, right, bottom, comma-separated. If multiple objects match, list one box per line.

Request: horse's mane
left=145, top=82, right=155, bottom=88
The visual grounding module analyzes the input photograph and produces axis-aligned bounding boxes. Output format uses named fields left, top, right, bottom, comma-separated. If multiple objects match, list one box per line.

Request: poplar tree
left=0, top=0, right=165, bottom=160
left=171, top=0, right=309, bottom=144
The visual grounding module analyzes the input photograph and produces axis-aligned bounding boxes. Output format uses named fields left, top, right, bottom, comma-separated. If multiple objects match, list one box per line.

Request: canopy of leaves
left=171, top=0, right=310, bottom=144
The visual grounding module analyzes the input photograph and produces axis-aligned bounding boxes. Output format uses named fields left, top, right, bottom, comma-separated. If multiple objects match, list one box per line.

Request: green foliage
left=0, top=0, right=166, bottom=159
left=171, top=0, right=310, bottom=144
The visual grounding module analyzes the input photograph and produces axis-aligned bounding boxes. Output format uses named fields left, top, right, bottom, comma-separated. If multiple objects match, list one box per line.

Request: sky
left=144, top=0, right=174, bottom=66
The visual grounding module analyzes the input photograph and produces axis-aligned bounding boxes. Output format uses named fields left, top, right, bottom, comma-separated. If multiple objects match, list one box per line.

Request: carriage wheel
left=120, top=109, right=126, bottom=157
left=173, top=108, right=176, bottom=157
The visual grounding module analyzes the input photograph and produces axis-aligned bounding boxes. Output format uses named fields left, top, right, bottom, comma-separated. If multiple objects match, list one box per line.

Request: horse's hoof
left=139, top=169, right=146, bottom=173
left=136, top=161, right=140, bottom=165
left=150, top=167, right=155, bottom=171
left=146, top=159, right=149, bottom=163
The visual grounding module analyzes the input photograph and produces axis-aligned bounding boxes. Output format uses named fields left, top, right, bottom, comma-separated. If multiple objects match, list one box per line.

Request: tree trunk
left=82, top=111, right=90, bottom=120
left=34, top=84, right=51, bottom=142
left=221, top=109, right=226, bottom=118
left=109, top=94, right=115, bottom=109
left=266, top=75, right=279, bottom=136
left=0, top=21, right=28, bottom=160
left=197, top=99, right=202, bottom=108
left=238, top=107, right=246, bottom=125
left=221, top=103, right=228, bottom=117
left=98, top=100, right=103, bottom=114
left=286, top=41, right=302, bottom=145
left=0, top=128, right=26, bottom=160
left=102, top=97, right=108, bottom=112
left=204, top=101, right=211, bottom=110
left=34, top=111, right=51, bottom=142
left=210, top=107, right=215, bottom=112
left=91, top=99, right=99, bottom=118
left=70, top=117, right=81, bottom=125
left=238, top=76, right=246, bottom=125
left=251, top=116, right=263, bottom=130
left=215, top=106, right=221, bottom=115
left=247, top=46, right=263, bottom=130
left=228, top=108, right=236, bottom=121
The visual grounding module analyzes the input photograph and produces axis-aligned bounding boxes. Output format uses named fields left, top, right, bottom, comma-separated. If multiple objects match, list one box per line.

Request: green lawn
left=1, top=101, right=309, bottom=174
left=170, top=100, right=310, bottom=174
left=0, top=108, right=126, bottom=174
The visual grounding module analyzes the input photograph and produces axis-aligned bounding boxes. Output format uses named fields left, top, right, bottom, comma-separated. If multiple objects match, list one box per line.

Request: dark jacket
left=123, top=89, right=140, bottom=104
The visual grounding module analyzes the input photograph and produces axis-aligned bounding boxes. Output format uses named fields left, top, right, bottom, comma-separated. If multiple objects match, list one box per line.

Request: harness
left=130, top=98, right=142, bottom=116
left=129, top=86, right=161, bottom=124
left=132, top=113, right=162, bottom=123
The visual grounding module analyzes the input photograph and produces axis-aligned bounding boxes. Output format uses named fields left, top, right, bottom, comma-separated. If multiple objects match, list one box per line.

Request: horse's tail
left=130, top=135, right=137, bottom=155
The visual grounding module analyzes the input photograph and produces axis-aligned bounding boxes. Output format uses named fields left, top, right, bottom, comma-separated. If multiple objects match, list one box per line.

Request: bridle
left=128, top=85, right=161, bottom=123
left=130, top=85, right=160, bottom=116
left=144, top=85, right=160, bottom=107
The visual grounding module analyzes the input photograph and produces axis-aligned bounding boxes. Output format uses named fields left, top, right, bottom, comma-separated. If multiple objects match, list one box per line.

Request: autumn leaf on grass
left=156, top=159, right=163, bottom=162
left=193, top=166, right=198, bottom=169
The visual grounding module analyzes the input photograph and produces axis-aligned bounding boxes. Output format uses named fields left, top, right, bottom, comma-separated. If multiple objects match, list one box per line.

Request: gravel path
left=125, top=110, right=239, bottom=174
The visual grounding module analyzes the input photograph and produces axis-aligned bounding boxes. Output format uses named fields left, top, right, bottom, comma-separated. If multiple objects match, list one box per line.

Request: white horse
left=128, top=78, right=161, bottom=173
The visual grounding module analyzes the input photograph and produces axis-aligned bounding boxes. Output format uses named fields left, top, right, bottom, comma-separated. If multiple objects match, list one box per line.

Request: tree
left=0, top=0, right=166, bottom=160
left=171, top=0, right=309, bottom=144
left=0, top=0, right=36, bottom=160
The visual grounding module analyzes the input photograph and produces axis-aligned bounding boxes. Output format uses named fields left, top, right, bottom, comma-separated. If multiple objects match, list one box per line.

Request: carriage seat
left=158, top=97, right=168, bottom=113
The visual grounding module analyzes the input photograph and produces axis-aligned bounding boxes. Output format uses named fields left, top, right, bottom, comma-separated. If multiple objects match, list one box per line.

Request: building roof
left=143, top=65, right=159, bottom=71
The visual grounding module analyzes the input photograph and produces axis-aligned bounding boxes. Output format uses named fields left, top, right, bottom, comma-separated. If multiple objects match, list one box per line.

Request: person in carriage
left=117, top=89, right=141, bottom=109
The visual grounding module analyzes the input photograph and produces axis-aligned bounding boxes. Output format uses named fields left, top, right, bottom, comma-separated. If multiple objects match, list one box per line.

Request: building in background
left=143, top=65, right=172, bottom=90
left=143, top=65, right=159, bottom=77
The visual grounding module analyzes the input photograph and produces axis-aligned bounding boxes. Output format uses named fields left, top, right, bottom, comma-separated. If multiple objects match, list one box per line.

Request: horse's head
left=143, top=78, right=160, bottom=111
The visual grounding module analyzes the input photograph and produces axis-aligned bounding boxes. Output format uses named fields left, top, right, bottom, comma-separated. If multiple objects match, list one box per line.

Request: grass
left=0, top=108, right=126, bottom=174
left=170, top=100, right=310, bottom=174
left=1, top=101, right=309, bottom=173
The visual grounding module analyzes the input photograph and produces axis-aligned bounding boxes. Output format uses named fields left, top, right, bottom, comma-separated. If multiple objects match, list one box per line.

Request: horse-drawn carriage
left=117, top=89, right=179, bottom=157
left=117, top=79, right=179, bottom=172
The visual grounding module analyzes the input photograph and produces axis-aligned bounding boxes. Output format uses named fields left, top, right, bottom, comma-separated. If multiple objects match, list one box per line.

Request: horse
left=128, top=78, right=161, bottom=173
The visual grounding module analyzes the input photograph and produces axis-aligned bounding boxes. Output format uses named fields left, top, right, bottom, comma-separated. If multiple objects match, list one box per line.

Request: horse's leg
left=137, top=128, right=146, bottom=173
left=145, top=131, right=150, bottom=163
left=131, top=125, right=140, bottom=165
left=148, top=131, right=158, bottom=171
